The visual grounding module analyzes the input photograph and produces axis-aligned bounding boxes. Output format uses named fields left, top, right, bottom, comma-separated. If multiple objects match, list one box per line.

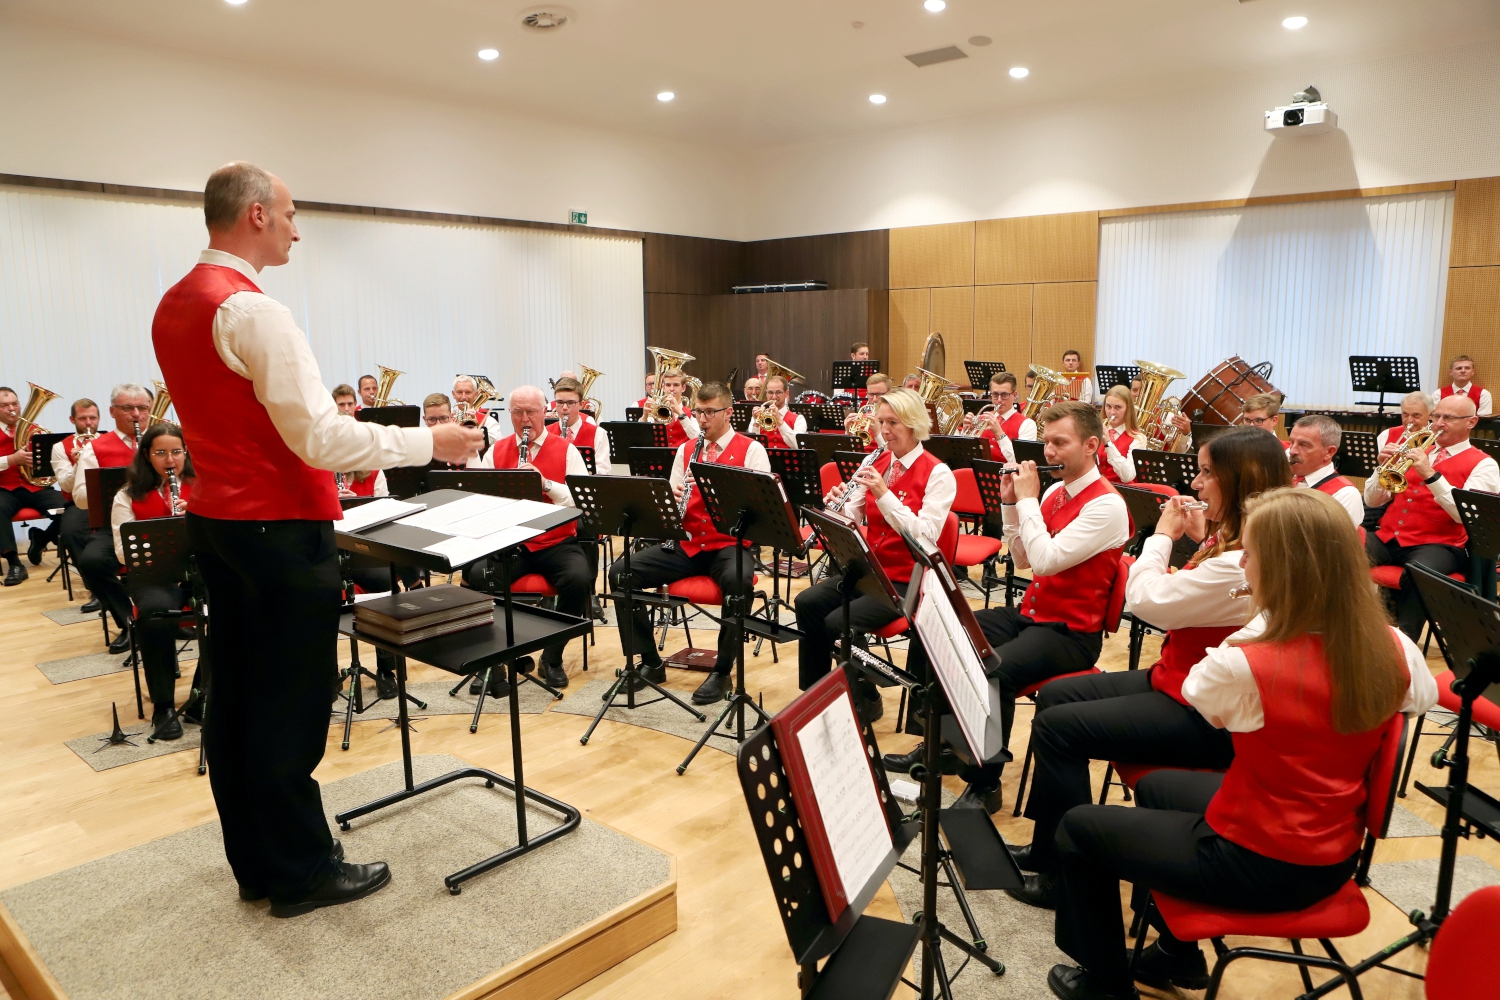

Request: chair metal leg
left=1012, top=731, right=1034, bottom=817
left=1099, top=764, right=1115, bottom=804
left=1397, top=712, right=1426, bottom=798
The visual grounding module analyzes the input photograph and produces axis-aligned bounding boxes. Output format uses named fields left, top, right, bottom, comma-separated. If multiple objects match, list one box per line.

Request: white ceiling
left=8, top=0, right=1500, bottom=148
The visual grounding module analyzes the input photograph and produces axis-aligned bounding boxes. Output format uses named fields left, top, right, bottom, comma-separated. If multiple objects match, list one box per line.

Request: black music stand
left=1455, top=489, right=1500, bottom=602
left=1115, top=484, right=1167, bottom=553
left=566, top=475, right=706, bottom=743
left=1469, top=437, right=1500, bottom=466
left=625, top=406, right=644, bottom=423
left=1134, top=448, right=1198, bottom=493
left=767, top=447, right=822, bottom=592
left=832, top=450, right=867, bottom=482
left=803, top=508, right=905, bottom=673
left=575, top=444, right=597, bottom=475
left=1189, top=422, right=1231, bottom=447
left=383, top=466, right=429, bottom=500
left=810, top=403, right=852, bottom=432
left=30, top=432, right=74, bottom=594
left=627, top=446, right=677, bottom=480
left=963, top=361, right=1006, bottom=391
left=802, top=433, right=860, bottom=466
left=356, top=405, right=421, bottom=428
left=1350, top=356, right=1421, bottom=414
left=1095, top=365, right=1140, bottom=394
left=923, top=435, right=987, bottom=471
left=833, top=360, right=880, bottom=394
left=730, top=401, right=755, bottom=432
left=1336, top=430, right=1382, bottom=479
left=600, top=420, right=665, bottom=455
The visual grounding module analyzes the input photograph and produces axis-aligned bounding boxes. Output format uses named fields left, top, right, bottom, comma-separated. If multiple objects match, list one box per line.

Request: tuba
left=577, top=364, right=605, bottom=418
left=915, top=367, right=966, bottom=435
left=645, top=346, right=696, bottom=422
left=762, top=357, right=806, bottom=388
left=456, top=375, right=497, bottom=426
left=373, top=365, right=405, bottom=407
left=1134, top=360, right=1187, bottom=451
left=148, top=380, right=173, bottom=426
left=1022, top=365, right=1067, bottom=419
left=1376, top=425, right=1440, bottom=494
left=15, top=382, right=60, bottom=487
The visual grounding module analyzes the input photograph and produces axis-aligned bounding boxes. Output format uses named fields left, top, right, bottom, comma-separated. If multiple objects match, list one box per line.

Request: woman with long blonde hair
left=1043, top=488, right=1437, bottom=1000
left=1097, top=384, right=1145, bottom=484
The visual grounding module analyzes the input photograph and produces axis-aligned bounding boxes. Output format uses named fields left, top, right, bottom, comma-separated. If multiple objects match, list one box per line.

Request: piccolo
left=1159, top=499, right=1210, bottom=510
left=996, top=464, right=1064, bottom=474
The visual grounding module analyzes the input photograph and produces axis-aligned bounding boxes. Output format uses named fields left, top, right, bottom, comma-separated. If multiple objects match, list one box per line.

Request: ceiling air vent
left=519, top=6, right=573, bottom=32
left=905, top=45, right=968, bottom=68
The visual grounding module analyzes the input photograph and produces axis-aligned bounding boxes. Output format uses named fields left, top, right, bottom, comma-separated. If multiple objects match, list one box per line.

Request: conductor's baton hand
left=431, top=423, right=484, bottom=464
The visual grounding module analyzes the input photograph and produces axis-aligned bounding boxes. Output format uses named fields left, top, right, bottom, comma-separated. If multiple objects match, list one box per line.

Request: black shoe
left=542, top=662, right=568, bottom=688
left=81, top=598, right=102, bottom=613
left=469, top=674, right=483, bottom=695
left=151, top=706, right=183, bottom=741
left=1006, top=872, right=1059, bottom=910
left=959, top=783, right=1004, bottom=815
left=269, top=860, right=391, bottom=918
left=881, top=743, right=961, bottom=776
left=640, top=661, right=667, bottom=684
left=855, top=693, right=884, bottom=724
left=1130, top=942, right=1210, bottom=991
left=4, top=563, right=27, bottom=586
left=1047, top=964, right=1138, bottom=1000
left=691, top=672, right=730, bottom=705
left=375, top=669, right=397, bottom=700
left=238, top=841, right=343, bottom=902
left=182, top=702, right=204, bottom=726
left=486, top=671, right=512, bottom=699
left=1009, top=841, right=1039, bottom=872
left=27, top=528, right=45, bottom=566
left=590, top=597, right=606, bottom=620
left=108, top=629, right=132, bottom=655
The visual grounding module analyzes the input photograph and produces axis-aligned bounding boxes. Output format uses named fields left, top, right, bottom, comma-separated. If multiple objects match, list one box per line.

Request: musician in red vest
left=1378, top=392, right=1431, bottom=452
left=842, top=373, right=891, bottom=450
left=48, top=398, right=101, bottom=594
left=152, top=162, right=482, bottom=918
left=0, top=386, right=71, bottom=585
left=464, top=385, right=591, bottom=691
left=1000, top=428, right=1290, bottom=907
left=1364, top=394, right=1499, bottom=639
left=1045, top=489, right=1436, bottom=1000
left=796, top=387, right=955, bottom=722
left=1096, top=386, right=1146, bottom=484
left=609, top=381, right=770, bottom=706
left=1435, top=355, right=1491, bottom=416
left=642, top=368, right=702, bottom=449
left=974, top=371, right=1036, bottom=463
left=355, top=374, right=378, bottom=411
left=552, top=376, right=609, bottom=471
left=753, top=375, right=805, bottom=450
left=1287, top=414, right=1362, bottom=525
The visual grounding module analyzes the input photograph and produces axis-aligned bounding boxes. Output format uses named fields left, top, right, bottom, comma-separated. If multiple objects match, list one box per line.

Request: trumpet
left=15, top=382, right=59, bottom=487
left=455, top=374, right=497, bottom=426
left=373, top=365, right=404, bottom=408
left=846, top=403, right=877, bottom=450
left=751, top=403, right=780, bottom=433
left=826, top=445, right=887, bottom=515
left=1375, top=424, right=1440, bottom=494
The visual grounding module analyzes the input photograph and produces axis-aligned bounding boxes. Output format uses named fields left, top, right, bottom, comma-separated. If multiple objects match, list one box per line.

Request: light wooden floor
left=0, top=543, right=1492, bottom=1000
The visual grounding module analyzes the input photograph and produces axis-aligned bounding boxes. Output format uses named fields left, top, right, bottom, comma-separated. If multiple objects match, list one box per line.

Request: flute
left=996, top=464, right=1064, bottom=474
left=1159, top=499, right=1210, bottom=511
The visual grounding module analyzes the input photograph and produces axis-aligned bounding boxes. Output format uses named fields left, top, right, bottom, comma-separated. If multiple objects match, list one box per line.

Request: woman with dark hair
left=1001, top=428, right=1294, bottom=908
left=111, top=421, right=197, bottom=740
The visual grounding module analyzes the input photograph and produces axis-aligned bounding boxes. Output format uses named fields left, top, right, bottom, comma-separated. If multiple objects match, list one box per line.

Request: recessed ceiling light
left=869, top=94, right=887, bottom=104
left=657, top=91, right=675, bottom=102
left=1009, top=66, right=1029, bottom=79
left=224, top=0, right=248, bottom=5
left=924, top=0, right=946, bottom=10
left=478, top=48, right=499, bottom=60
left=1283, top=15, right=1308, bottom=29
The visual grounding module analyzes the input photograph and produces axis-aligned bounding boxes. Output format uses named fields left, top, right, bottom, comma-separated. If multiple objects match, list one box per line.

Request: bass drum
left=1181, top=356, right=1277, bottom=426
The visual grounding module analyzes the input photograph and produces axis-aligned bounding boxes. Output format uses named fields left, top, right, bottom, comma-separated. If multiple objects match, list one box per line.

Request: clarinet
left=167, top=467, right=182, bottom=515
left=826, top=444, right=887, bottom=515
left=665, top=433, right=708, bottom=551
left=519, top=424, right=531, bottom=464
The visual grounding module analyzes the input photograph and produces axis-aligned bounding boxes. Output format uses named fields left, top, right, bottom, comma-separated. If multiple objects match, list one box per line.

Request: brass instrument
left=920, top=332, right=947, bottom=380
left=148, top=380, right=173, bottom=426
left=762, top=357, right=806, bottom=387
left=15, top=382, right=59, bottom=487
left=847, top=404, right=877, bottom=449
left=455, top=374, right=497, bottom=426
left=751, top=403, right=780, bottom=434
left=1059, top=370, right=1095, bottom=401
left=1134, top=360, right=1187, bottom=451
left=1375, top=424, right=1440, bottom=494
left=75, top=423, right=98, bottom=447
left=373, top=365, right=405, bottom=407
left=1022, top=365, right=1067, bottom=420
left=683, top=375, right=703, bottom=401
left=914, top=367, right=965, bottom=435
left=577, top=365, right=604, bottom=418
left=954, top=403, right=999, bottom=437
left=645, top=346, right=696, bottom=423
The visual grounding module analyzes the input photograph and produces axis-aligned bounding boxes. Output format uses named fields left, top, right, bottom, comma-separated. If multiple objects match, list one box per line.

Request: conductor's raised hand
left=1012, top=460, right=1041, bottom=502
left=431, top=422, right=485, bottom=464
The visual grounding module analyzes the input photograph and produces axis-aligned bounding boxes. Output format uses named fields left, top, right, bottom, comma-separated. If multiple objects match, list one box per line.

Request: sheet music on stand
left=1095, top=365, right=1141, bottom=394
left=909, top=552, right=1004, bottom=762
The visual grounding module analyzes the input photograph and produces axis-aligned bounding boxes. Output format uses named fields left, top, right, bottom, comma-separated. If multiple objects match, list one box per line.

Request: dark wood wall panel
left=741, top=230, right=889, bottom=291
left=643, top=234, right=744, bottom=294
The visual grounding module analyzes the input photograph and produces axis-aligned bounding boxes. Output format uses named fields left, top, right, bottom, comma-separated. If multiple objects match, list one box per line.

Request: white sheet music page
left=337, top=497, right=426, bottom=533
left=396, top=493, right=503, bottom=532
left=796, top=694, right=892, bottom=904
left=915, top=570, right=990, bottom=761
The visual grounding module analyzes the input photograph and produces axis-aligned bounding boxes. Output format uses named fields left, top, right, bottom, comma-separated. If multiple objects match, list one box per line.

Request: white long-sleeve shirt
left=1125, top=533, right=1251, bottom=630
left=1003, top=466, right=1131, bottom=577
left=759, top=404, right=806, bottom=449
left=199, top=249, right=432, bottom=475
left=476, top=429, right=588, bottom=506
left=70, top=430, right=137, bottom=509
left=1296, top=463, right=1365, bottom=526
left=1101, top=427, right=1143, bottom=484
left=555, top=415, right=610, bottom=471
left=52, top=438, right=79, bottom=495
left=1432, top=384, right=1493, bottom=417
left=670, top=427, right=772, bottom=489
left=1182, top=616, right=1439, bottom=732
left=844, top=443, right=956, bottom=549
left=1362, top=438, right=1500, bottom=522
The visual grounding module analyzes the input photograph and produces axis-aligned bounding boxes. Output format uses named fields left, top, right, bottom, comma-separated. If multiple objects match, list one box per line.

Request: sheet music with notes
left=795, top=694, right=893, bottom=905
left=915, top=568, right=993, bottom=761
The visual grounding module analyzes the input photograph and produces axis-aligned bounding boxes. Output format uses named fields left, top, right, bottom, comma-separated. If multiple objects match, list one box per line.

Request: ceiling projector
left=1265, top=85, right=1337, bottom=135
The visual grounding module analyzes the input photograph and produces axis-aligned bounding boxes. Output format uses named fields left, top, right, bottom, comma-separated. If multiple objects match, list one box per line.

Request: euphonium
left=914, top=367, right=965, bottom=435
left=1134, top=360, right=1186, bottom=451
left=373, top=365, right=405, bottom=407
left=1022, top=365, right=1067, bottom=420
left=645, top=346, right=696, bottom=423
left=456, top=375, right=497, bottom=426
left=1375, top=425, right=1440, bottom=494
left=954, top=403, right=999, bottom=437
left=15, top=382, right=59, bottom=487
left=577, top=364, right=605, bottom=417
left=761, top=357, right=806, bottom=387
left=148, top=380, right=173, bottom=426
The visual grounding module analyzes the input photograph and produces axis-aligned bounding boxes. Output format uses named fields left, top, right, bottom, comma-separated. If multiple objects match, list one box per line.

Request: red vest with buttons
left=679, top=433, right=755, bottom=557
left=1440, top=383, right=1483, bottom=403
left=152, top=264, right=340, bottom=521
left=1205, top=633, right=1396, bottom=866
left=865, top=448, right=943, bottom=584
left=0, top=425, right=38, bottom=492
left=1021, top=478, right=1125, bottom=633
left=1001, top=409, right=1027, bottom=441
left=90, top=432, right=138, bottom=470
left=1376, top=445, right=1486, bottom=549
left=129, top=479, right=194, bottom=521
left=488, top=431, right=577, bottom=552
left=558, top=418, right=597, bottom=450
left=347, top=472, right=378, bottom=498
left=664, top=418, right=690, bottom=449
left=763, top=409, right=798, bottom=450
left=1097, top=428, right=1134, bottom=483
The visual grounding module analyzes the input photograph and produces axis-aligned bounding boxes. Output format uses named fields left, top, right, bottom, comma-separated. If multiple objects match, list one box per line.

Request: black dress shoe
left=1047, top=964, right=1138, bottom=1000
left=513, top=655, right=536, bottom=675
left=1130, top=942, right=1210, bottom=991
left=958, top=783, right=1004, bottom=815
left=855, top=692, right=884, bottom=724
left=81, top=598, right=102, bottom=613
left=640, top=661, right=667, bottom=684
left=486, top=670, right=512, bottom=699
left=4, top=563, right=28, bottom=587
left=239, top=841, right=344, bottom=901
left=269, top=859, right=389, bottom=918
left=1009, top=841, right=1038, bottom=872
left=27, top=528, right=45, bottom=566
left=542, top=662, right=569, bottom=688
left=881, top=743, right=962, bottom=776
left=151, top=706, right=183, bottom=741
left=375, top=669, right=398, bottom=700
left=691, top=672, right=730, bottom=705
left=1006, top=871, right=1060, bottom=910
left=108, top=629, right=132, bottom=655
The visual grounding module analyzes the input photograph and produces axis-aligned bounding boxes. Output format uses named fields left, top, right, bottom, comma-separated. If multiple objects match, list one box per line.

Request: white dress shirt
left=1433, top=384, right=1493, bottom=417
left=1362, top=438, right=1500, bottom=522
left=1296, top=463, right=1365, bottom=526
left=1003, top=466, right=1131, bottom=577
left=476, top=429, right=588, bottom=506
left=51, top=438, right=79, bottom=494
left=201, top=249, right=431, bottom=474
left=845, top=443, right=956, bottom=548
left=556, top=414, right=610, bottom=470
left=70, top=430, right=137, bottom=509
left=1182, top=616, right=1439, bottom=732
left=1125, top=534, right=1251, bottom=630
left=1000, top=407, right=1039, bottom=442
left=1101, top=427, right=1142, bottom=484
left=765, top=405, right=806, bottom=449
left=1068, top=375, right=1096, bottom=404
left=670, top=427, right=772, bottom=490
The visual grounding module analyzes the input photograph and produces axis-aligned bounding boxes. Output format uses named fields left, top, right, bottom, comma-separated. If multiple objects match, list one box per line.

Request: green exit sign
left=569, top=210, right=588, bottom=225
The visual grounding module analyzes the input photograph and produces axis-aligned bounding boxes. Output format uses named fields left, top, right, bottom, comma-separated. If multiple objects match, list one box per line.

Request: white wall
left=741, top=38, right=1500, bottom=240
left=0, top=19, right=743, bottom=241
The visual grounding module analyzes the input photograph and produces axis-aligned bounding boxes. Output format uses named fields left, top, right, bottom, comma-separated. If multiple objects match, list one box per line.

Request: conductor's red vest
left=865, top=448, right=942, bottom=584
left=1376, top=445, right=1485, bottom=549
left=152, top=264, right=340, bottom=521
left=488, top=432, right=577, bottom=552
left=679, top=433, right=754, bottom=557
left=1021, top=478, right=1125, bottom=633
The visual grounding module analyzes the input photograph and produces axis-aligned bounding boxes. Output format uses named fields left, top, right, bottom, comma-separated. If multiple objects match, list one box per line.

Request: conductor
left=152, top=162, right=483, bottom=917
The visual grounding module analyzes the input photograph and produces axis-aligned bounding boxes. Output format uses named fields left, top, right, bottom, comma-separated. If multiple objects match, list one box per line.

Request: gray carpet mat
left=1385, top=803, right=1441, bottom=839
left=42, top=605, right=98, bottom=626
left=550, top=675, right=740, bottom=755
left=65, top=719, right=202, bottom=772
left=1367, top=854, right=1500, bottom=918
left=37, top=641, right=197, bottom=684
left=0, top=754, right=673, bottom=1000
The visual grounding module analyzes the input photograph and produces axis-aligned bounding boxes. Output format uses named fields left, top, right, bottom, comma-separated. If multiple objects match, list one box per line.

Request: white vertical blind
left=0, top=186, right=644, bottom=427
left=1095, top=191, right=1454, bottom=408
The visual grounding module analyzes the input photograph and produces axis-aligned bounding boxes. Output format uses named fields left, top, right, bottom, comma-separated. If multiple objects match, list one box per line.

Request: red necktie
left=706, top=441, right=722, bottom=463
left=1293, top=475, right=1306, bottom=485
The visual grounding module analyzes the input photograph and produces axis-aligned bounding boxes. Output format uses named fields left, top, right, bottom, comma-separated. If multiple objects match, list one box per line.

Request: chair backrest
left=1425, top=885, right=1500, bottom=1000
left=938, top=512, right=959, bottom=566
left=85, top=466, right=131, bottom=531
left=1364, top=713, right=1409, bottom=839
left=1104, top=553, right=1133, bottom=635
left=951, top=467, right=987, bottom=517
left=819, top=461, right=843, bottom=496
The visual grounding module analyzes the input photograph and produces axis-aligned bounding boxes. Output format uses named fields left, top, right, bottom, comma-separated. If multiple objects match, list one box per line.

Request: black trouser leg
left=971, top=606, right=1102, bottom=750
left=0, top=486, right=65, bottom=557
left=1364, top=533, right=1466, bottom=640
left=523, top=540, right=592, bottom=667
left=133, top=581, right=191, bottom=709
left=702, top=545, right=754, bottom=676
left=76, top=530, right=130, bottom=627
left=608, top=543, right=698, bottom=668
left=188, top=514, right=341, bottom=900
left=794, top=573, right=905, bottom=689
left=1054, top=770, right=1356, bottom=989
left=57, top=504, right=90, bottom=563
left=1023, top=670, right=1235, bottom=870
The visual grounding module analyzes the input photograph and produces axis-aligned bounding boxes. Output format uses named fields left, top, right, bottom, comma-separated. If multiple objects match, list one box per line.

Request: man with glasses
left=0, top=386, right=73, bottom=585
left=551, top=376, right=609, bottom=471
left=1364, top=394, right=1500, bottom=639
left=845, top=373, right=892, bottom=448
left=422, top=392, right=453, bottom=428
left=754, top=375, right=804, bottom=450
left=608, top=382, right=771, bottom=706
left=636, top=372, right=656, bottom=410
left=973, top=372, right=1035, bottom=464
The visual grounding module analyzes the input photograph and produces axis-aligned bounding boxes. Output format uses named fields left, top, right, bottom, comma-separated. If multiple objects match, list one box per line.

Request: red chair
left=1398, top=668, right=1500, bottom=797
left=1128, top=713, right=1409, bottom=1000
left=1425, top=885, right=1500, bottom=1000
left=951, top=469, right=1005, bottom=608
left=660, top=571, right=765, bottom=662
left=510, top=572, right=592, bottom=674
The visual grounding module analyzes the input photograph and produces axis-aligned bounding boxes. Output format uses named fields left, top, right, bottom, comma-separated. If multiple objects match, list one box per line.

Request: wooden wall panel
left=974, top=212, right=1099, bottom=285
left=1441, top=266, right=1500, bottom=389
left=643, top=234, right=743, bottom=295
left=889, top=223, right=975, bottom=289
left=888, top=288, right=931, bottom=382
left=1451, top=177, right=1500, bottom=269
left=929, top=286, right=974, bottom=384
left=742, top=231, right=889, bottom=290
left=974, top=285, right=1034, bottom=380
left=1032, top=282, right=1098, bottom=372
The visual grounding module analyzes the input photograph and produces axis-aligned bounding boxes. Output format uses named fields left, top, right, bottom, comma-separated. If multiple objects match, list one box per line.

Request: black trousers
left=57, top=504, right=91, bottom=562
left=794, top=573, right=911, bottom=690
left=1023, top=669, right=1235, bottom=870
left=1364, top=533, right=1468, bottom=639
left=1054, top=770, right=1356, bottom=989
left=970, top=606, right=1103, bottom=751
left=75, top=529, right=131, bottom=628
left=464, top=540, right=592, bottom=668
left=188, top=514, right=342, bottom=900
left=133, top=580, right=194, bottom=708
left=0, top=485, right=66, bottom=555
left=609, top=542, right=752, bottom=675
